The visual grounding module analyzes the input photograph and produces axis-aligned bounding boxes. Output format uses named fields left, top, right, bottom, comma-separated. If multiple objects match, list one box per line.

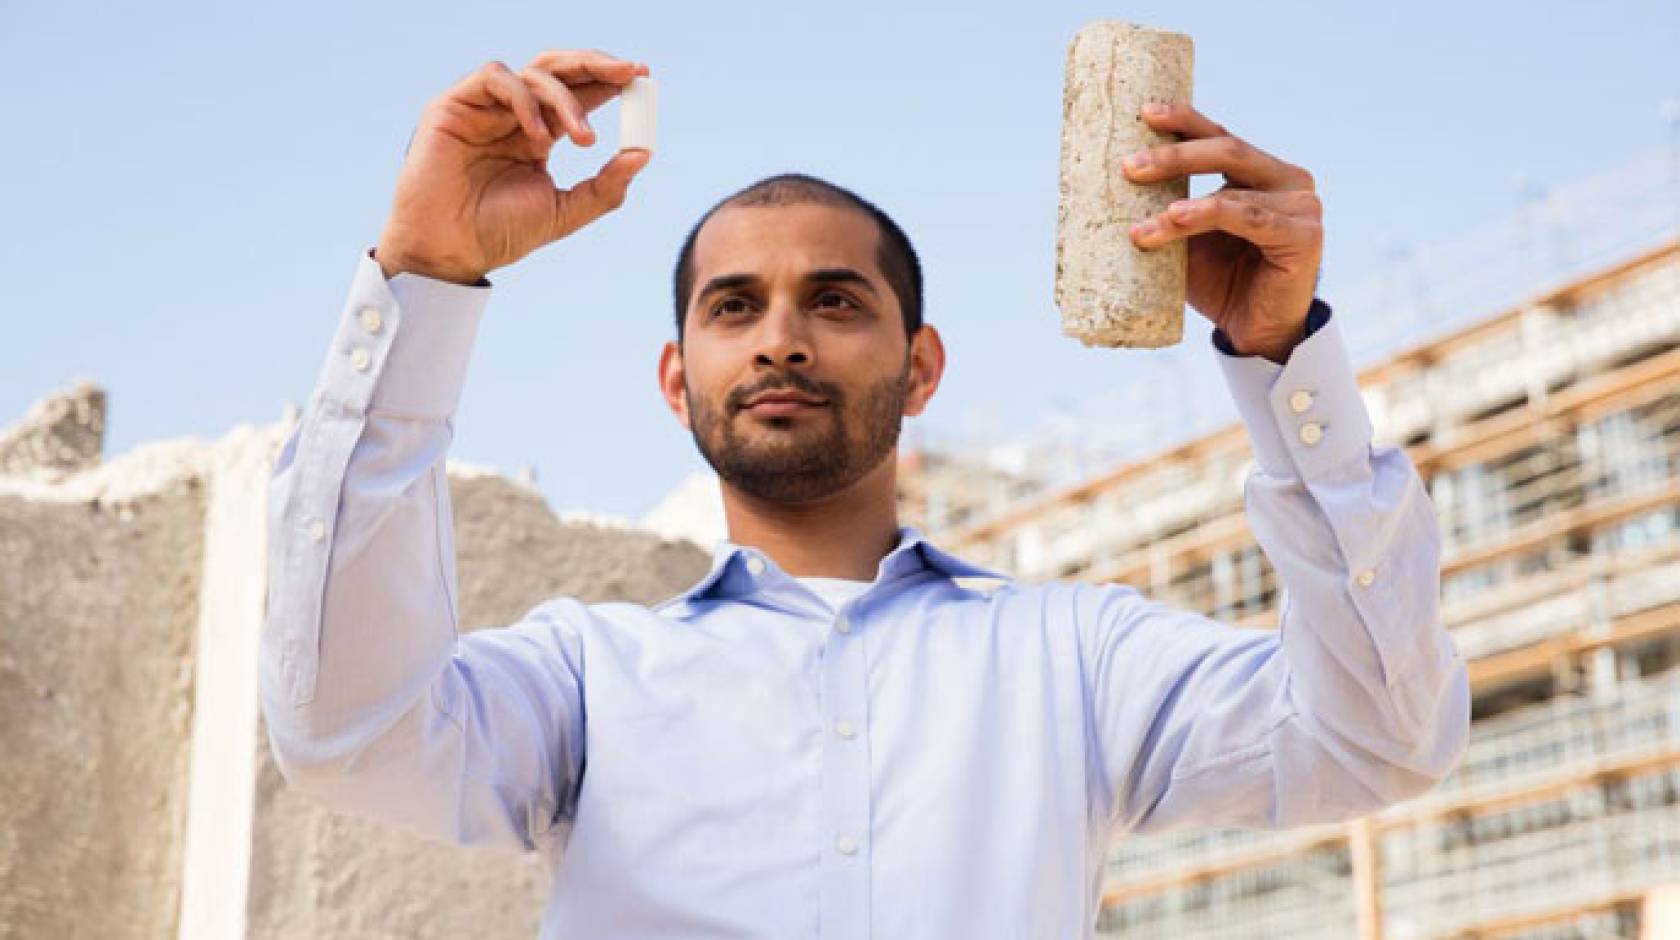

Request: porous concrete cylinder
left=1056, top=21, right=1194, bottom=349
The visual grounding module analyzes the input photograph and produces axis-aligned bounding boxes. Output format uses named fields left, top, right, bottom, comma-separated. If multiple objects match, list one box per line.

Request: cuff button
left=1299, top=422, right=1323, bottom=446
left=1289, top=390, right=1313, bottom=414
left=350, top=347, right=372, bottom=372
left=358, top=306, right=384, bottom=334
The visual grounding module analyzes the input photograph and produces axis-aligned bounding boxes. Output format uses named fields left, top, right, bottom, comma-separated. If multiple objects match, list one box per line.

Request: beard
left=686, top=357, right=909, bottom=504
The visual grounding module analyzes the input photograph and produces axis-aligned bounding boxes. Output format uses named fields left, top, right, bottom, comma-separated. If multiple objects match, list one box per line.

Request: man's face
left=658, top=203, right=943, bottom=504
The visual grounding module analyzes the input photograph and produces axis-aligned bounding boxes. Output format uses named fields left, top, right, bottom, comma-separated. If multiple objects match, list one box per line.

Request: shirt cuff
left=1213, top=300, right=1374, bottom=481
left=311, top=248, right=492, bottom=420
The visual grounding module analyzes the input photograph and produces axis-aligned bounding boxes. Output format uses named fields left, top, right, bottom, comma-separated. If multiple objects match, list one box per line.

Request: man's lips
left=744, top=397, right=827, bottom=417
left=741, top=391, right=828, bottom=417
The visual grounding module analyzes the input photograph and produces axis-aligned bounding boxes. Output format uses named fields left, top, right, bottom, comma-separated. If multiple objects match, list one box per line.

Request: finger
left=526, top=48, right=647, bottom=87
left=1132, top=192, right=1320, bottom=253
left=1192, top=187, right=1322, bottom=222
left=571, top=81, right=625, bottom=115
left=1138, top=101, right=1230, bottom=141
left=429, top=63, right=517, bottom=142
left=522, top=67, right=595, bottom=145
left=462, top=60, right=551, bottom=146
left=1123, top=136, right=1314, bottom=192
left=549, top=149, right=651, bottom=241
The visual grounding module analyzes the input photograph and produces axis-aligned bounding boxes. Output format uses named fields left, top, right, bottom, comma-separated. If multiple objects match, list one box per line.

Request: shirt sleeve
left=1078, top=303, right=1471, bottom=836
left=258, top=248, right=586, bottom=852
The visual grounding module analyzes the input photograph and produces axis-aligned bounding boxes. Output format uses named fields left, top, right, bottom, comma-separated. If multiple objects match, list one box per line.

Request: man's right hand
left=374, top=50, right=652, bottom=285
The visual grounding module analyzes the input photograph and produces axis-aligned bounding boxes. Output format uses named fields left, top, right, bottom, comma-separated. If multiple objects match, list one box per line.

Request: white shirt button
left=350, top=347, right=371, bottom=372
left=835, top=615, right=852, bottom=634
left=307, top=520, right=327, bottom=542
left=358, top=306, right=384, bottom=334
left=746, top=556, right=766, bottom=575
left=835, top=835, right=859, bottom=855
left=1289, top=390, right=1313, bottom=414
left=835, top=719, right=857, bottom=739
left=1357, top=569, right=1376, bottom=587
left=1299, top=422, right=1323, bottom=446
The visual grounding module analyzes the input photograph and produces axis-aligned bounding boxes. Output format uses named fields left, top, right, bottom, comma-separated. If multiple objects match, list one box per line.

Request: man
left=260, top=47, right=1469, bottom=939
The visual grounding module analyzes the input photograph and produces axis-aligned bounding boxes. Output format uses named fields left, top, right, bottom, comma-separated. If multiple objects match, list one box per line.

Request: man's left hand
left=1123, top=103, right=1322, bottom=365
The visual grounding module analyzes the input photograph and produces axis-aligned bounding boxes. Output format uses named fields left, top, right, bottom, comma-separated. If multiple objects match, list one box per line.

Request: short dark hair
left=671, top=173, right=923, bottom=347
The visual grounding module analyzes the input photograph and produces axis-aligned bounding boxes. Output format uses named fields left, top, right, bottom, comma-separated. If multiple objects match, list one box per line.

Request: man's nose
left=752, top=302, right=813, bottom=368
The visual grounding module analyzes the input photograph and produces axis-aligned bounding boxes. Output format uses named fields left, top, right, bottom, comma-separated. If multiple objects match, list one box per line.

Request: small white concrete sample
left=619, top=76, right=656, bottom=153
left=1056, top=21, right=1194, bottom=349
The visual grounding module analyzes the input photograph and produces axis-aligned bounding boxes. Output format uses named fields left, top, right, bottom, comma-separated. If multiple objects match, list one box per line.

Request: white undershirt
left=795, top=576, right=872, bottom=612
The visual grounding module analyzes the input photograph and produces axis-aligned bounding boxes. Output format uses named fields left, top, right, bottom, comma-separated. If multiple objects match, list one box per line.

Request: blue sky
left=3, top=0, right=1677, bottom=519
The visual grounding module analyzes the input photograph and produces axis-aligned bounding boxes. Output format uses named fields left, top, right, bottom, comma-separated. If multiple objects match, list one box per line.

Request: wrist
left=373, top=242, right=486, bottom=286
left=1227, top=328, right=1302, bottom=365
left=1253, top=338, right=1299, bottom=366
left=1214, top=299, right=1330, bottom=365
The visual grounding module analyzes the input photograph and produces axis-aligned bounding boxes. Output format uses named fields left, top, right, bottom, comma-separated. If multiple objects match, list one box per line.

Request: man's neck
left=719, top=457, right=902, bottom=582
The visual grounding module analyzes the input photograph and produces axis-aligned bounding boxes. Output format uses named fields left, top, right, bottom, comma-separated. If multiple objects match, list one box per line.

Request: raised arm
left=1081, top=104, right=1469, bottom=834
left=259, top=50, right=650, bottom=850
left=1081, top=306, right=1469, bottom=834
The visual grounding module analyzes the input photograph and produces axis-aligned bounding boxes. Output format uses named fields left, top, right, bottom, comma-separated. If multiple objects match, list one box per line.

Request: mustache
left=731, top=373, right=838, bottom=411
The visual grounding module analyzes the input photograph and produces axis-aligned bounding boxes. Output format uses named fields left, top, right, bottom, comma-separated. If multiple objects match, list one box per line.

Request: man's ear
left=903, top=324, right=945, bottom=418
left=658, top=340, right=692, bottom=430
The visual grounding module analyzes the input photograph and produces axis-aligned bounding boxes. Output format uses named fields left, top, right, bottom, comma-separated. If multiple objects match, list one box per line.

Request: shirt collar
left=666, top=524, right=1011, bottom=608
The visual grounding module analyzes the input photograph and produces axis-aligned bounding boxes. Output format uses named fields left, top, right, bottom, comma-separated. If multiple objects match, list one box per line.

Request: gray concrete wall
left=0, top=481, right=205, bottom=940
left=0, top=385, right=711, bottom=939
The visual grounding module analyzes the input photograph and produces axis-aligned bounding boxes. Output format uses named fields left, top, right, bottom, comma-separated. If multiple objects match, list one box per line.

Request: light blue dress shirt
left=260, top=250, right=1471, bottom=939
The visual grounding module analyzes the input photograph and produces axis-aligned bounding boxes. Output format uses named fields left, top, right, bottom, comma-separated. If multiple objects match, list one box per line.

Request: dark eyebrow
left=806, top=268, right=880, bottom=298
left=696, top=268, right=881, bottom=304
left=696, top=273, right=760, bottom=303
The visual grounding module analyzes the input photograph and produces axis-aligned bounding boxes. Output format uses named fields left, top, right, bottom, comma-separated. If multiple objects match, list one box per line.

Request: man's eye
left=815, top=291, right=855, bottom=310
left=714, top=297, right=752, bottom=317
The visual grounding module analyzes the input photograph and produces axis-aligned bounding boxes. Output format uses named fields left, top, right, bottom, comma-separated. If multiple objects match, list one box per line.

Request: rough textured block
left=1055, top=21, right=1194, bottom=349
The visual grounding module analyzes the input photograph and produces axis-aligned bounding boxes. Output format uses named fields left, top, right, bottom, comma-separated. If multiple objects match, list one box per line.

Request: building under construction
left=903, top=239, right=1680, bottom=939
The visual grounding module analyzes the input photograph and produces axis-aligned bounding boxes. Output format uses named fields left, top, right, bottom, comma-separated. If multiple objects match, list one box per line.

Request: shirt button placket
left=819, top=605, right=871, bottom=939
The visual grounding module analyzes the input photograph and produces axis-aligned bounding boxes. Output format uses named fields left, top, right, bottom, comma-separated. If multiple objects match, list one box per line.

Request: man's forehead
left=693, top=203, right=883, bottom=279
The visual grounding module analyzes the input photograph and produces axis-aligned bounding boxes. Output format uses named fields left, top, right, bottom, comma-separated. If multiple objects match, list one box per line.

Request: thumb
left=549, top=149, right=650, bottom=242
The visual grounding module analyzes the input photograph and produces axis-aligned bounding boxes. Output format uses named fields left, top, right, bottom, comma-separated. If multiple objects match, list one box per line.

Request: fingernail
left=1133, top=221, right=1158, bottom=237
left=1169, top=199, right=1195, bottom=217
left=1144, top=102, right=1169, bottom=117
left=1125, top=153, right=1151, bottom=172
